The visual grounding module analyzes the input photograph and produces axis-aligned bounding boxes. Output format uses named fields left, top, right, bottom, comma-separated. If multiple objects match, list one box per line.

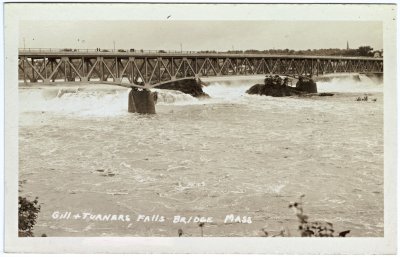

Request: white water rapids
left=19, top=75, right=383, bottom=237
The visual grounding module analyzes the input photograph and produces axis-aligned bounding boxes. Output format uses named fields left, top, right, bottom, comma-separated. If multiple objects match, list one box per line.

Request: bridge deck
left=19, top=49, right=382, bottom=61
left=18, top=49, right=383, bottom=88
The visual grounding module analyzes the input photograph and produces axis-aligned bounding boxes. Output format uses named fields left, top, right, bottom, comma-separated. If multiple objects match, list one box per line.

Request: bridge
left=18, top=48, right=383, bottom=88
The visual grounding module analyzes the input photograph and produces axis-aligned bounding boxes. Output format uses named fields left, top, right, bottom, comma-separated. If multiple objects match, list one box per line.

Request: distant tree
left=357, top=46, right=374, bottom=57
left=244, top=49, right=260, bottom=53
left=195, top=46, right=375, bottom=57
left=343, top=49, right=359, bottom=56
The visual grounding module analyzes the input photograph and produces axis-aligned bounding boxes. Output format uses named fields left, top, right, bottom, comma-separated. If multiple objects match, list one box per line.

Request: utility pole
left=113, top=41, right=116, bottom=52
left=180, top=43, right=182, bottom=53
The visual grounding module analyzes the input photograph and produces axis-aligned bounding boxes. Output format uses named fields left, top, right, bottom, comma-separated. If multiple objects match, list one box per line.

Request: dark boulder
left=319, top=93, right=335, bottom=96
left=296, top=78, right=318, bottom=93
left=155, top=78, right=209, bottom=98
left=246, top=84, right=265, bottom=95
left=246, top=83, right=306, bottom=97
left=246, top=76, right=318, bottom=97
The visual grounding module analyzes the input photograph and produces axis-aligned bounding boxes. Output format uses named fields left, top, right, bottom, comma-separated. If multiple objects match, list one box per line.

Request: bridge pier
left=128, top=88, right=156, bottom=114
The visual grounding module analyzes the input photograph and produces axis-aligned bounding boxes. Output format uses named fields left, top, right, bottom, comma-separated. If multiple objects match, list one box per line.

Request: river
left=18, top=75, right=383, bottom=237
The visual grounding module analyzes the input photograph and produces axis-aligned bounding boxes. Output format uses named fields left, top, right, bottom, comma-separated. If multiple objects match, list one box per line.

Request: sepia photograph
left=4, top=2, right=397, bottom=254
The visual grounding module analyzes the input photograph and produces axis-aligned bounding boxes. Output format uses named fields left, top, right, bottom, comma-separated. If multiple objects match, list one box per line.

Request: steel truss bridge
left=18, top=49, right=384, bottom=88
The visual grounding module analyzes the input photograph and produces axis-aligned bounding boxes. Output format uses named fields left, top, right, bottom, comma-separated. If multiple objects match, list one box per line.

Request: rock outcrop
left=246, top=75, right=317, bottom=97
left=155, top=78, right=209, bottom=98
left=295, top=77, right=318, bottom=93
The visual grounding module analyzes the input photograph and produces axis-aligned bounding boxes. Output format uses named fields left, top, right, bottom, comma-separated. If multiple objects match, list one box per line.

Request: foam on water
left=19, top=87, right=129, bottom=117
left=153, top=89, right=199, bottom=105
left=20, top=86, right=202, bottom=117
left=202, top=82, right=250, bottom=100
left=19, top=74, right=382, bottom=118
left=317, top=74, right=383, bottom=93
left=18, top=74, right=384, bottom=237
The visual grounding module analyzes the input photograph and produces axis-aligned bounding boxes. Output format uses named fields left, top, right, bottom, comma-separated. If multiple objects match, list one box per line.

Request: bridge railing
left=18, top=48, right=383, bottom=60
left=19, top=48, right=97, bottom=53
left=18, top=48, right=205, bottom=54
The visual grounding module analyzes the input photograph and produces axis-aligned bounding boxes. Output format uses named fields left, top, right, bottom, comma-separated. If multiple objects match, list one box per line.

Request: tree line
left=199, top=46, right=378, bottom=57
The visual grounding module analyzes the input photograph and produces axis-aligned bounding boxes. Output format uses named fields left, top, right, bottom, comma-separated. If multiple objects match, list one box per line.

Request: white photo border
left=3, top=2, right=397, bottom=254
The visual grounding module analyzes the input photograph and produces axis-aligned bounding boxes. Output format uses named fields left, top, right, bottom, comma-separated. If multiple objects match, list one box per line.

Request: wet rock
left=246, top=84, right=265, bottom=95
left=296, top=78, right=318, bottom=93
left=319, top=93, right=334, bottom=96
left=155, top=78, right=209, bottom=98
left=355, top=95, right=369, bottom=101
left=246, top=76, right=318, bottom=97
left=246, top=83, right=305, bottom=97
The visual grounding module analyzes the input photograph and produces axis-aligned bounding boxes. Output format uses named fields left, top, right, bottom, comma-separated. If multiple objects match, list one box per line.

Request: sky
left=19, top=21, right=383, bottom=52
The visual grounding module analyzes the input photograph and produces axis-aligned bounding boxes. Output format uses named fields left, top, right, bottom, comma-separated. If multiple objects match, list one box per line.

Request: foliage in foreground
left=287, top=195, right=350, bottom=237
left=176, top=195, right=351, bottom=237
left=18, top=196, right=41, bottom=237
left=18, top=188, right=349, bottom=238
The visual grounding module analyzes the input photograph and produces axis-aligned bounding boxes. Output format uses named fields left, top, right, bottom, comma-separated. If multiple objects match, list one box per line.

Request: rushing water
left=19, top=75, right=383, bottom=237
